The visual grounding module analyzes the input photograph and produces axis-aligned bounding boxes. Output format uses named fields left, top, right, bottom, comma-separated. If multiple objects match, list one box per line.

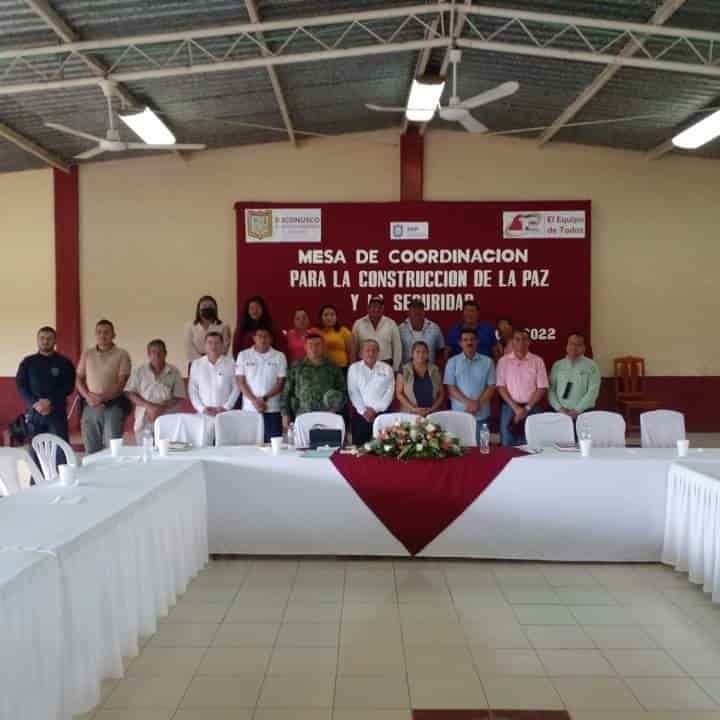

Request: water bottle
left=141, top=425, right=153, bottom=463
left=287, top=422, right=295, bottom=448
left=479, top=423, right=490, bottom=454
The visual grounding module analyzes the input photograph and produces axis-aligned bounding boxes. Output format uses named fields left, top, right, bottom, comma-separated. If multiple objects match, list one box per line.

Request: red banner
left=234, top=201, right=591, bottom=364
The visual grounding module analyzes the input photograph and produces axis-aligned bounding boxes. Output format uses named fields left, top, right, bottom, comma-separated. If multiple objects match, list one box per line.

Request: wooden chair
left=613, top=356, right=661, bottom=432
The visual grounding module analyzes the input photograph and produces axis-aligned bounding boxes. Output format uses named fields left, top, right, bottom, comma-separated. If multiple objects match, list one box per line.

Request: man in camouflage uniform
left=281, top=333, right=347, bottom=431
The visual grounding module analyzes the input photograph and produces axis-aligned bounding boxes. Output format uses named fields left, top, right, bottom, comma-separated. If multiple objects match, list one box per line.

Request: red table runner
left=331, top=447, right=526, bottom=555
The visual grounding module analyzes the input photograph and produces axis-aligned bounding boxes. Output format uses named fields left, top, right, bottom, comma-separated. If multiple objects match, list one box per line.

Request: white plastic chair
left=215, top=411, right=264, bottom=446
left=0, top=448, right=44, bottom=496
left=426, top=410, right=478, bottom=447
left=154, top=413, right=213, bottom=447
left=294, top=412, right=345, bottom=448
left=525, top=412, right=574, bottom=447
left=372, top=412, right=419, bottom=437
left=31, top=433, right=78, bottom=483
left=640, top=410, right=686, bottom=448
left=576, top=411, right=626, bottom=448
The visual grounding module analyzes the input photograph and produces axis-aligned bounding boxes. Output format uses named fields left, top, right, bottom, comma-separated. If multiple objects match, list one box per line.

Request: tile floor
left=73, top=558, right=720, bottom=720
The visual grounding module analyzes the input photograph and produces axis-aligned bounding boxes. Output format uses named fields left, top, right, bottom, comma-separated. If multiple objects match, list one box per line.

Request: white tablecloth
left=663, top=461, right=720, bottom=602
left=0, top=459, right=208, bottom=718
left=87, top=446, right=720, bottom=562
left=0, top=551, right=62, bottom=720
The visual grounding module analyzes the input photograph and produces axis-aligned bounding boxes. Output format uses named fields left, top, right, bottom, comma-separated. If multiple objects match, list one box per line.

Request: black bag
left=8, top=413, right=29, bottom=446
left=309, top=428, right=343, bottom=449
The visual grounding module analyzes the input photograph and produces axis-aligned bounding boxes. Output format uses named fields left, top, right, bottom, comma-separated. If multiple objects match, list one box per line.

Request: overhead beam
left=244, top=0, right=296, bottom=145
left=0, top=120, right=70, bottom=171
left=0, top=38, right=450, bottom=96
left=538, top=0, right=688, bottom=146
left=646, top=138, right=675, bottom=161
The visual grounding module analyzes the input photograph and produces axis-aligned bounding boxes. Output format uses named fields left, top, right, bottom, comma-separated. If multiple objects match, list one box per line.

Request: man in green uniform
left=548, top=331, right=601, bottom=419
left=281, top=333, right=347, bottom=431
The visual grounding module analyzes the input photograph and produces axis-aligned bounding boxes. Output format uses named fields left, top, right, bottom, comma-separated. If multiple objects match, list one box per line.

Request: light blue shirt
left=399, top=318, right=445, bottom=364
left=443, top=352, right=496, bottom=420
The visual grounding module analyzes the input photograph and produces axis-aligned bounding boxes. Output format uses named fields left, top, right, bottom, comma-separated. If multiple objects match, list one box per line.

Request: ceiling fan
left=45, top=80, right=206, bottom=159
left=366, top=49, right=519, bottom=133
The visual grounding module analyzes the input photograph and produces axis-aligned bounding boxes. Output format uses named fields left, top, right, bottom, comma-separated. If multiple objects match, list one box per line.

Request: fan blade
left=74, top=146, right=105, bottom=160
left=365, top=104, right=406, bottom=113
left=458, top=81, right=519, bottom=110
left=45, top=122, right=103, bottom=143
left=124, top=143, right=206, bottom=151
left=457, top=115, right=488, bottom=133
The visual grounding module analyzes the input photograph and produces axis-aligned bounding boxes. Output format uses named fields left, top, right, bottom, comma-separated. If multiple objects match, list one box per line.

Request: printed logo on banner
left=246, top=208, right=322, bottom=243
left=503, top=210, right=586, bottom=238
left=390, top=221, right=429, bottom=240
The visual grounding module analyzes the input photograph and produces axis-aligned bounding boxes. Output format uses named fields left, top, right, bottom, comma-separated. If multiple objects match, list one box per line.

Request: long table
left=663, top=461, right=720, bottom=602
left=0, top=460, right=208, bottom=719
left=86, top=446, right=720, bottom=562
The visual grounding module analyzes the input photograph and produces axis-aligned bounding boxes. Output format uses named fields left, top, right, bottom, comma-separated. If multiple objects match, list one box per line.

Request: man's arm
left=527, top=387, right=546, bottom=409
left=477, top=384, right=496, bottom=407
left=280, top=365, right=295, bottom=418
left=575, top=362, right=601, bottom=413
left=237, top=374, right=263, bottom=412
left=15, top=358, right=35, bottom=406
left=347, top=365, right=366, bottom=415
left=187, top=367, right=205, bottom=414
left=548, top=363, right=562, bottom=411
left=446, top=384, right=478, bottom=412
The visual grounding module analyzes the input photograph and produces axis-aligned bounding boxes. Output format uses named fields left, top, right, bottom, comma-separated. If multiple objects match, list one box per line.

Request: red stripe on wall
left=54, top=165, right=81, bottom=364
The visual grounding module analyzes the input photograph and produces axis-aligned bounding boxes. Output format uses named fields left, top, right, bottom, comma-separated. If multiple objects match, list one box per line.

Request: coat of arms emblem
left=246, top=209, right=273, bottom=241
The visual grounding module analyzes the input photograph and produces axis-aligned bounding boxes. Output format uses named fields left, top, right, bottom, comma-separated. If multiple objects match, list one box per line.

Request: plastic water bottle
left=479, top=423, right=490, bottom=454
left=287, top=422, right=295, bottom=448
left=141, top=426, right=153, bottom=463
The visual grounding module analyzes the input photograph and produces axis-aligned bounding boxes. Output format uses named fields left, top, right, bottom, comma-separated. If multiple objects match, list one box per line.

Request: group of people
left=15, top=294, right=601, bottom=454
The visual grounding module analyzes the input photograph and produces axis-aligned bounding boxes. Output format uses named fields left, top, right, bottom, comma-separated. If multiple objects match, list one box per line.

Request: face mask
left=200, top=307, right=216, bottom=320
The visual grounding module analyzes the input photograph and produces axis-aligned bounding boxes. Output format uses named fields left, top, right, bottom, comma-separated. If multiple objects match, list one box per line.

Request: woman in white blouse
left=184, top=295, right=232, bottom=368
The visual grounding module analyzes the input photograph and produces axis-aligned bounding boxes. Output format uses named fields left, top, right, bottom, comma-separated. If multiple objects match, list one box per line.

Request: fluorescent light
left=672, top=109, right=720, bottom=150
left=406, top=75, right=445, bottom=122
left=119, top=107, right=175, bottom=145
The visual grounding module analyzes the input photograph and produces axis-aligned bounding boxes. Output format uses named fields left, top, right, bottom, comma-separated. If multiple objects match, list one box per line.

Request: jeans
left=262, top=412, right=283, bottom=443
left=500, top=402, right=542, bottom=446
left=81, top=403, right=127, bottom=454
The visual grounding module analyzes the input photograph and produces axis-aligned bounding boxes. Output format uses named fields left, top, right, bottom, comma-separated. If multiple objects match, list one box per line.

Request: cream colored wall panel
left=0, top=168, right=54, bottom=376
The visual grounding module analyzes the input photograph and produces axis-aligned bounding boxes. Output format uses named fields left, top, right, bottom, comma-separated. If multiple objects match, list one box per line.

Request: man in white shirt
left=236, top=327, right=287, bottom=442
left=351, top=296, right=402, bottom=370
left=347, top=339, right=395, bottom=445
left=188, top=332, right=239, bottom=416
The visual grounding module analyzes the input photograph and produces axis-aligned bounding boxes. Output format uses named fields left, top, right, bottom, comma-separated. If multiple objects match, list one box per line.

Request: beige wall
left=4, top=129, right=716, bottom=378
left=79, top=133, right=399, bottom=372
left=0, top=168, right=54, bottom=376
left=424, top=132, right=720, bottom=375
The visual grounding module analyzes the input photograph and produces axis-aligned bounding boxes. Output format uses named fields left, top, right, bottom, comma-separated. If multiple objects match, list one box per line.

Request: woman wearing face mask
left=184, top=295, right=232, bottom=368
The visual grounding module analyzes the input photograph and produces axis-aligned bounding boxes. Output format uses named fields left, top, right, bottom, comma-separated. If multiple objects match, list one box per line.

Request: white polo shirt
left=188, top=355, right=239, bottom=412
left=235, top=347, right=287, bottom=413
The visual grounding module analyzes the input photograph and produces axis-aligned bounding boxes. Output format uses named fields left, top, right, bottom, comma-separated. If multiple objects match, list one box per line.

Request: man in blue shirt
left=16, top=326, right=76, bottom=460
left=446, top=300, right=496, bottom=358
left=444, top=328, right=496, bottom=445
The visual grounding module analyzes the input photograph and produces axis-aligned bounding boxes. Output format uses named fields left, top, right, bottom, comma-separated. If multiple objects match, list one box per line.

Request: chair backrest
left=372, top=412, right=420, bottom=438
left=0, top=448, right=44, bottom=496
left=154, top=413, right=213, bottom=447
left=575, top=411, right=626, bottom=448
left=640, top=410, right=686, bottom=448
left=31, top=433, right=78, bottom=483
left=525, top=412, right=575, bottom=447
left=425, top=410, right=477, bottom=447
left=215, top=410, right=264, bottom=446
left=294, top=412, right=345, bottom=448
left=614, top=356, right=647, bottom=398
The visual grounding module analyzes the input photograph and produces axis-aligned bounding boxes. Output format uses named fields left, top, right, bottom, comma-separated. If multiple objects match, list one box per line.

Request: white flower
left=425, top=423, right=436, bottom=432
left=383, top=444, right=392, bottom=452
left=416, top=443, right=424, bottom=451
left=409, top=429, right=418, bottom=440
left=363, top=443, right=373, bottom=451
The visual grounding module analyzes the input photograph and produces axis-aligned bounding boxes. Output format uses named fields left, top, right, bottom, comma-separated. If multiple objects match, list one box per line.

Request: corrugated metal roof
left=1, top=0, right=720, bottom=173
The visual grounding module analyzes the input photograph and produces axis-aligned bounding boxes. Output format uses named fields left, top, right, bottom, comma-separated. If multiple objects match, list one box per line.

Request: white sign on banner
left=502, top=210, right=586, bottom=239
left=245, top=208, right=322, bottom=243
left=390, top=221, right=430, bottom=240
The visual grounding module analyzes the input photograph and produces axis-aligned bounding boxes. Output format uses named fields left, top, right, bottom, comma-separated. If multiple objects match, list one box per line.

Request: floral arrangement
left=363, top=417, right=463, bottom=460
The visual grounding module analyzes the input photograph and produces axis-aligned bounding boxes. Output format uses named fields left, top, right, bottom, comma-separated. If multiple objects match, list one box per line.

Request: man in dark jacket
left=16, top=326, right=76, bottom=457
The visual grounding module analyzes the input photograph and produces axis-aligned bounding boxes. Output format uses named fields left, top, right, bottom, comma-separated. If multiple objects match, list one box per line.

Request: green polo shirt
left=549, top=356, right=601, bottom=413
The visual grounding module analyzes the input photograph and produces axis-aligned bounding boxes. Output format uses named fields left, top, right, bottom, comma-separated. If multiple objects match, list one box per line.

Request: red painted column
left=53, top=166, right=81, bottom=363
left=400, top=130, right=424, bottom=201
